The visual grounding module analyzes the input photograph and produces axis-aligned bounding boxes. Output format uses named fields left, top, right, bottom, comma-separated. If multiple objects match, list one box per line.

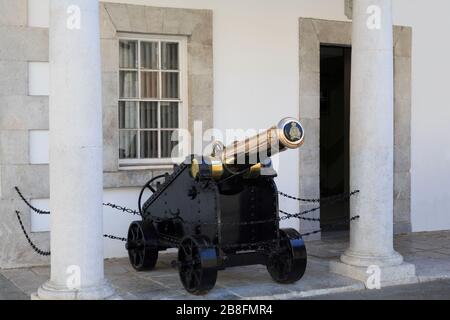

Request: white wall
left=392, top=0, right=450, bottom=231
left=28, top=0, right=450, bottom=252
left=103, top=188, right=144, bottom=258
left=29, top=130, right=49, bottom=164
left=28, top=62, right=49, bottom=96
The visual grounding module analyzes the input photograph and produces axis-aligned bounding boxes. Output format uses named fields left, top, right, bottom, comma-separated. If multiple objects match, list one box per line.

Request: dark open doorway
left=320, top=45, right=351, bottom=232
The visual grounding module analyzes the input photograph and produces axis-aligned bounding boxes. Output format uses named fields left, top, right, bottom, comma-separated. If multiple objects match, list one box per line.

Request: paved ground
left=1, top=231, right=450, bottom=300
left=0, top=274, right=27, bottom=300
left=304, top=279, right=450, bottom=300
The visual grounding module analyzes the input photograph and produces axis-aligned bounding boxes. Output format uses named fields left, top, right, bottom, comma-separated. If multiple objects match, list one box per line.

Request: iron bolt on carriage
left=126, top=117, right=307, bottom=295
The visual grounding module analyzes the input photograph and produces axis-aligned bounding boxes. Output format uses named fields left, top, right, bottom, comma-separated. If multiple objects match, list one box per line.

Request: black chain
left=278, top=190, right=361, bottom=237
left=103, top=234, right=127, bottom=242
left=279, top=190, right=360, bottom=203
left=16, top=212, right=358, bottom=257
left=15, top=186, right=361, bottom=256
left=300, top=229, right=322, bottom=237
left=15, top=210, right=130, bottom=257
left=15, top=187, right=142, bottom=217
left=102, top=203, right=140, bottom=216
left=15, top=211, right=51, bottom=256
left=280, top=208, right=320, bottom=220
left=145, top=189, right=360, bottom=227
left=15, top=186, right=359, bottom=226
left=279, top=190, right=360, bottom=221
left=15, top=187, right=50, bottom=215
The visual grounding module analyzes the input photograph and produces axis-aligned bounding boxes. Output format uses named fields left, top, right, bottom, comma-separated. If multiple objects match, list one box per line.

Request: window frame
left=117, top=33, right=189, bottom=169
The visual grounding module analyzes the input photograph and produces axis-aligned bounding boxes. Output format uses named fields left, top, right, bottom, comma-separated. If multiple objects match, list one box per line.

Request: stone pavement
left=1, top=231, right=450, bottom=300
left=0, top=274, right=27, bottom=300
left=304, top=279, right=450, bottom=300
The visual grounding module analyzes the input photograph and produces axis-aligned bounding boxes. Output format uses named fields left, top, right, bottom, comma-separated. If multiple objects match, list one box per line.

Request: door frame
left=298, top=18, right=412, bottom=239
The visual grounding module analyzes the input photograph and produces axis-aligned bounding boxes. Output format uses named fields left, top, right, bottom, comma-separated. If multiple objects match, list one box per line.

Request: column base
left=340, top=249, right=404, bottom=268
left=330, top=260, right=417, bottom=288
left=31, top=279, right=117, bottom=300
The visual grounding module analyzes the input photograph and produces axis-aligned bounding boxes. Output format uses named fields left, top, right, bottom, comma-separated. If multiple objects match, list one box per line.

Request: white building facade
left=0, top=0, right=449, bottom=298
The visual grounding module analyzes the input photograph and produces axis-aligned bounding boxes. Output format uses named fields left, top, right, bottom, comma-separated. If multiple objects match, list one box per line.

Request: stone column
left=330, top=0, right=416, bottom=286
left=34, top=0, right=114, bottom=299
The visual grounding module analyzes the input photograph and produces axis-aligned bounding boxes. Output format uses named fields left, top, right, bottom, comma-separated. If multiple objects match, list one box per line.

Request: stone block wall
left=0, top=0, right=50, bottom=268
left=0, top=1, right=214, bottom=268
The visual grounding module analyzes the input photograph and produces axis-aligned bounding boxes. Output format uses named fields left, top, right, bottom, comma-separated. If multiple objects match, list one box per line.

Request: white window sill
left=118, top=164, right=174, bottom=171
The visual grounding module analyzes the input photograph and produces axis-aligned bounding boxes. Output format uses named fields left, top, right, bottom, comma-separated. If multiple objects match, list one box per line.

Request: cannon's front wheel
left=126, top=221, right=158, bottom=271
left=267, top=228, right=307, bottom=284
left=178, top=235, right=218, bottom=295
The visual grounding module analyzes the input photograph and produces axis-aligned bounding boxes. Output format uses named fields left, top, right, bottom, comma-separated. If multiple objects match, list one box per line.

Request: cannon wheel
left=178, top=235, right=218, bottom=295
left=126, top=221, right=158, bottom=271
left=267, top=228, right=307, bottom=284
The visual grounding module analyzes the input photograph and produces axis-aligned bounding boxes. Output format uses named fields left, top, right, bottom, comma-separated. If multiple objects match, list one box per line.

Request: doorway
left=319, top=45, right=351, bottom=232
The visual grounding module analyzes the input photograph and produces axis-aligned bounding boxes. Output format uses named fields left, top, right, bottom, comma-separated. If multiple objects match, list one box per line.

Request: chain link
left=103, top=234, right=127, bottom=242
left=102, top=203, right=140, bottom=216
left=279, top=190, right=360, bottom=203
left=15, top=210, right=130, bottom=257
left=15, top=210, right=358, bottom=256
left=15, top=187, right=142, bottom=216
left=279, top=190, right=360, bottom=221
left=15, top=187, right=50, bottom=215
left=299, top=229, right=322, bottom=237
left=15, top=211, right=50, bottom=256
left=14, top=186, right=360, bottom=256
left=15, top=186, right=359, bottom=226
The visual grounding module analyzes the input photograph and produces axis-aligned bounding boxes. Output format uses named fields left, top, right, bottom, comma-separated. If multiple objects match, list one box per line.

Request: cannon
left=126, top=117, right=307, bottom=295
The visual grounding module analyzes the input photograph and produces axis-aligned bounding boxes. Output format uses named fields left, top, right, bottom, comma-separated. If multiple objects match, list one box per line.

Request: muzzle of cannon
left=190, top=117, right=305, bottom=181
left=126, top=117, right=307, bottom=295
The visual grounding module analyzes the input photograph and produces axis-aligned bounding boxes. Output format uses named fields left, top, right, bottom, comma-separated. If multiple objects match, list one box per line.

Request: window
left=118, top=36, right=187, bottom=167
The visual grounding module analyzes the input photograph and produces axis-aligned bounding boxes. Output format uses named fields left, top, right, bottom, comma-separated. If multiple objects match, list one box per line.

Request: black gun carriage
left=126, top=118, right=307, bottom=295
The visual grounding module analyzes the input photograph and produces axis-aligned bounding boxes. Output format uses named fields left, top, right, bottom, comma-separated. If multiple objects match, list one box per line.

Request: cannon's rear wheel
left=178, top=235, right=218, bottom=295
left=126, top=221, right=158, bottom=271
left=267, top=228, right=307, bottom=284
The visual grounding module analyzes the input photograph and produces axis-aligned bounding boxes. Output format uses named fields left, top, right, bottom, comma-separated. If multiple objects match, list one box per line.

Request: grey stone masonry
left=393, top=26, right=412, bottom=235
left=0, top=0, right=51, bottom=269
left=299, top=18, right=412, bottom=237
left=345, top=0, right=353, bottom=20
left=0, top=1, right=213, bottom=268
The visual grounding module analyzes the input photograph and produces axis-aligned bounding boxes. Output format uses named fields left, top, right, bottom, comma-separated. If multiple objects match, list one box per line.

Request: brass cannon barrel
left=190, top=118, right=305, bottom=180
left=218, top=117, right=305, bottom=167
